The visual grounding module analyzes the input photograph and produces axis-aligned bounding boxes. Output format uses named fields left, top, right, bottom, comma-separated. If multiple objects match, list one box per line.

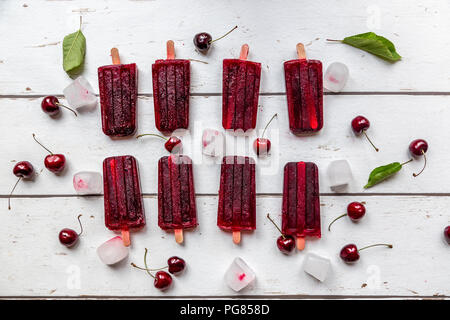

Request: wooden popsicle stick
left=232, top=231, right=241, bottom=244
left=111, top=48, right=121, bottom=65
left=296, top=43, right=306, bottom=60
left=121, top=230, right=130, bottom=247
left=175, top=228, right=184, bottom=244
left=239, top=44, right=249, bottom=60
left=296, top=237, right=305, bottom=250
left=167, top=40, right=175, bottom=59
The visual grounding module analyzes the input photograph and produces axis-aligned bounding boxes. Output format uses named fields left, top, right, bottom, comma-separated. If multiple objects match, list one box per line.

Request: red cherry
left=351, top=115, right=379, bottom=152
left=253, top=138, right=271, bottom=156
left=409, top=139, right=428, bottom=177
left=41, top=96, right=77, bottom=117
left=8, top=161, right=35, bottom=210
left=59, top=215, right=83, bottom=248
left=276, top=235, right=295, bottom=254
left=340, top=243, right=393, bottom=263
left=168, top=256, right=186, bottom=274
left=32, top=134, right=66, bottom=173
left=154, top=271, right=173, bottom=290
left=165, top=136, right=182, bottom=153
left=193, top=26, right=237, bottom=54
left=328, top=202, right=366, bottom=231
left=444, top=226, right=450, bottom=244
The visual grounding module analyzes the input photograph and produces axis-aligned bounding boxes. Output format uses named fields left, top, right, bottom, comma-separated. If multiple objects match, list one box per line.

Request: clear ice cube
left=63, top=76, right=98, bottom=112
left=202, top=129, right=225, bottom=157
left=324, top=62, right=349, bottom=92
left=303, top=252, right=331, bottom=282
left=73, top=171, right=103, bottom=194
left=224, top=257, right=256, bottom=292
left=327, top=160, right=352, bottom=190
left=97, top=236, right=129, bottom=265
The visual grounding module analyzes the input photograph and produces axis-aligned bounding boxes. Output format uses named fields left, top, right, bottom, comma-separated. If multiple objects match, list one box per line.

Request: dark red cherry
left=59, top=228, right=78, bottom=247
left=41, top=96, right=77, bottom=117
left=44, top=154, right=66, bottom=173
left=444, top=226, right=450, bottom=244
left=409, top=139, right=428, bottom=177
left=154, top=271, right=173, bottom=290
left=351, top=115, right=379, bottom=151
left=253, top=138, right=271, bottom=156
left=340, top=243, right=393, bottom=263
left=165, top=136, right=182, bottom=153
left=276, top=235, right=295, bottom=254
left=193, top=32, right=212, bottom=53
left=347, top=202, right=366, bottom=221
left=168, top=256, right=186, bottom=274
left=13, top=161, right=34, bottom=179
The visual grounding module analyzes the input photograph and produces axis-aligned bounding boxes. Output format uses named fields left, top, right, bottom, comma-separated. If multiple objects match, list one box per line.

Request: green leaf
left=62, top=28, right=86, bottom=73
left=341, top=32, right=401, bottom=62
left=364, top=162, right=403, bottom=188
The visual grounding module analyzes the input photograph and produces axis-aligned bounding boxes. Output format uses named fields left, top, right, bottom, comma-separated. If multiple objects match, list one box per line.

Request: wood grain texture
left=1, top=0, right=449, bottom=95
left=1, top=196, right=448, bottom=297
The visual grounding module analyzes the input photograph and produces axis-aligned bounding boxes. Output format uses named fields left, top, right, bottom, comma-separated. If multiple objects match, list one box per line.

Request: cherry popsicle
left=152, top=40, right=190, bottom=133
left=284, top=43, right=323, bottom=134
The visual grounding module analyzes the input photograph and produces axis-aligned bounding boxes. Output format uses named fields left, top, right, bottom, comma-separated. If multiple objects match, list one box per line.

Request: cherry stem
left=328, top=213, right=347, bottom=231
left=32, top=133, right=53, bottom=155
left=56, top=103, right=77, bottom=117
left=401, top=159, right=413, bottom=166
left=188, top=58, right=208, bottom=64
left=413, top=151, right=426, bottom=177
left=8, top=177, right=21, bottom=210
left=130, top=264, right=168, bottom=272
left=76, top=214, right=83, bottom=236
left=79, top=16, right=82, bottom=30
left=326, top=39, right=343, bottom=42
left=359, top=243, right=393, bottom=252
left=363, top=130, right=379, bottom=152
left=136, top=133, right=167, bottom=141
left=262, top=113, right=278, bottom=138
left=143, top=248, right=155, bottom=278
left=210, top=25, right=238, bottom=44
left=266, top=213, right=285, bottom=239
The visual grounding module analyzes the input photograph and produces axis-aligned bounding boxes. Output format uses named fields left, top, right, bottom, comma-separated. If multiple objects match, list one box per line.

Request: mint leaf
left=364, top=162, right=402, bottom=188
left=335, top=32, right=401, bottom=62
left=62, top=27, right=86, bottom=73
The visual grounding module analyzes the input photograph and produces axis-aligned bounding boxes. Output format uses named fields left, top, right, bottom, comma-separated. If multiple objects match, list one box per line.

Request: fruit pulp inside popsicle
left=222, top=59, right=261, bottom=131
left=98, top=63, right=137, bottom=137
left=158, top=155, right=197, bottom=230
left=217, top=156, right=256, bottom=231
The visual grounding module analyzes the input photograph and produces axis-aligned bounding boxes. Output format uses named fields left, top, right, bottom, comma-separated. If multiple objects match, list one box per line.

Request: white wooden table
left=1, top=0, right=449, bottom=299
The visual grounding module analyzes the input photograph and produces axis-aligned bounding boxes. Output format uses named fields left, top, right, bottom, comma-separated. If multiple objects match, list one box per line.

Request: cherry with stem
left=340, top=243, right=393, bottom=263
left=409, top=139, right=428, bottom=177
left=32, top=133, right=66, bottom=173
left=194, top=26, right=238, bottom=53
left=328, top=201, right=366, bottom=231
left=136, top=133, right=182, bottom=153
left=254, top=113, right=278, bottom=157
left=59, top=214, right=83, bottom=247
left=131, top=248, right=173, bottom=290
left=266, top=213, right=295, bottom=254
left=8, top=161, right=34, bottom=210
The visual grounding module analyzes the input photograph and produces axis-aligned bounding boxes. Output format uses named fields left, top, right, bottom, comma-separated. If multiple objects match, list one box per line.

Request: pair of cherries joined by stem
left=352, top=116, right=429, bottom=176
left=254, top=113, right=277, bottom=157
left=41, top=96, right=77, bottom=117
left=59, top=215, right=83, bottom=247
left=136, top=134, right=182, bottom=153
left=194, top=26, right=238, bottom=54
left=131, top=248, right=186, bottom=290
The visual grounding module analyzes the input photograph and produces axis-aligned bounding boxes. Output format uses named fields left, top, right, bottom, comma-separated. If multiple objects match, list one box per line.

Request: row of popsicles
left=98, top=42, right=323, bottom=137
left=105, top=155, right=320, bottom=249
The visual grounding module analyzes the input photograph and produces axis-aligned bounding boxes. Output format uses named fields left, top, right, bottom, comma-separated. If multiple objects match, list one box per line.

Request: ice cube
left=224, top=257, right=256, bottom=292
left=97, top=236, right=129, bottom=265
left=303, top=252, right=331, bottom=282
left=202, top=129, right=225, bottom=157
left=327, top=160, right=352, bottom=190
left=63, top=76, right=97, bottom=112
left=324, top=62, right=349, bottom=92
left=73, top=171, right=103, bottom=194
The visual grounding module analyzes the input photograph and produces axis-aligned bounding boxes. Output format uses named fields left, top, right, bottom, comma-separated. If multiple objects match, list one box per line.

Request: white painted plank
left=0, top=196, right=448, bottom=297
left=1, top=0, right=449, bottom=95
left=1, top=95, right=447, bottom=197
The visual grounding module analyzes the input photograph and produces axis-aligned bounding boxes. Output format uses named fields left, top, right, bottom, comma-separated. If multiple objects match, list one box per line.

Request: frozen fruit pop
left=284, top=43, right=323, bottom=134
left=103, top=155, right=145, bottom=247
left=282, top=162, right=321, bottom=250
left=98, top=48, right=138, bottom=137
left=217, top=156, right=256, bottom=244
left=152, top=40, right=190, bottom=133
left=158, top=155, right=197, bottom=243
left=222, top=44, right=261, bottom=132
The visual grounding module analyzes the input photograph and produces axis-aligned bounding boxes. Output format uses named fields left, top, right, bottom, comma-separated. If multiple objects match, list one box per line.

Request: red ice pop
left=222, top=44, right=261, bottom=132
left=152, top=41, right=190, bottom=133
left=282, top=161, right=321, bottom=250
left=158, top=155, right=197, bottom=244
left=98, top=48, right=138, bottom=137
left=284, top=43, right=323, bottom=134
left=103, top=155, right=145, bottom=246
left=217, top=156, right=256, bottom=244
